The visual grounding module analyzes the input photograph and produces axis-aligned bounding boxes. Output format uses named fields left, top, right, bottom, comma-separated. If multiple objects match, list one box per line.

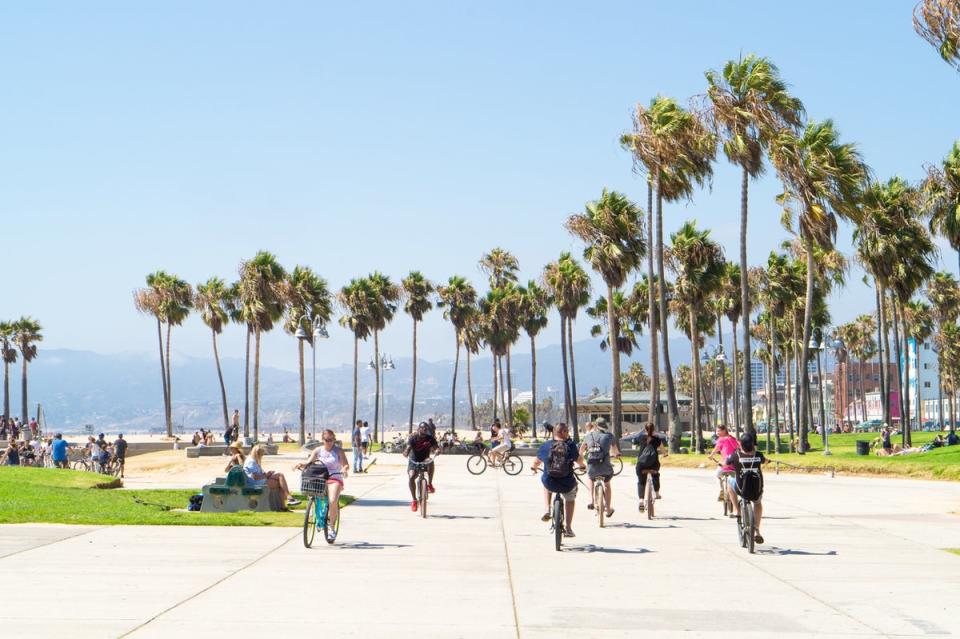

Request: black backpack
left=635, top=443, right=658, bottom=470
left=735, top=454, right=763, bottom=501
left=546, top=441, right=571, bottom=478
left=188, top=494, right=203, bottom=511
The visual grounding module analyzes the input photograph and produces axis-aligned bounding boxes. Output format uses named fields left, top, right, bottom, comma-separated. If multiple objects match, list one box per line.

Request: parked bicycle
left=381, top=435, right=407, bottom=454
left=410, top=459, right=434, bottom=518
left=466, top=448, right=523, bottom=476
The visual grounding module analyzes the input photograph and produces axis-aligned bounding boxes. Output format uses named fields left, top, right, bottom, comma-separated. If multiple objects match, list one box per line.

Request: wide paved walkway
left=1, top=453, right=959, bottom=638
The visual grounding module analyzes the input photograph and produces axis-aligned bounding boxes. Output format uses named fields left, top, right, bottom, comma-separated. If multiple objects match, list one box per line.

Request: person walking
left=361, top=421, right=372, bottom=457
left=113, top=433, right=128, bottom=478
left=351, top=420, right=364, bottom=473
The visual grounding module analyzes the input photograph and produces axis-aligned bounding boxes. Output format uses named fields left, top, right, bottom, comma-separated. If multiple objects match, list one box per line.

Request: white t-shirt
left=361, top=426, right=372, bottom=443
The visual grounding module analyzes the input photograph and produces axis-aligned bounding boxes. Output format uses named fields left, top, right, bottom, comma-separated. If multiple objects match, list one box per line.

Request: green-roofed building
left=577, top=391, right=695, bottom=434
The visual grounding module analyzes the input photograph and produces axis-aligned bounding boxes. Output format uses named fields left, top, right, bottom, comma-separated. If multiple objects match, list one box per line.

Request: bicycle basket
left=301, top=475, right=327, bottom=496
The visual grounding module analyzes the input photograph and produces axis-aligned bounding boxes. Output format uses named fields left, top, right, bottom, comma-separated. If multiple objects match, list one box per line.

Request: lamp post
left=716, top=349, right=729, bottom=433
left=367, top=354, right=396, bottom=444
left=823, top=337, right=845, bottom=456
left=296, top=317, right=329, bottom=444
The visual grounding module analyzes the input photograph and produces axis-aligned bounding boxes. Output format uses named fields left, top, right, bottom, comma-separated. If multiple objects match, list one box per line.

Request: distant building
left=577, top=391, right=694, bottom=433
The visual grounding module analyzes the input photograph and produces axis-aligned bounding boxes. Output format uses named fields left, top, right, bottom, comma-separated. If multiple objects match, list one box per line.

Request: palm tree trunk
left=916, top=339, right=922, bottom=433
left=492, top=351, right=498, bottom=422
left=689, top=309, right=702, bottom=453
left=769, top=316, right=778, bottom=452
left=656, top=185, right=681, bottom=452
left=567, top=317, right=580, bottom=440
left=155, top=319, right=170, bottom=437
left=374, top=330, right=381, bottom=444
left=785, top=349, right=794, bottom=450
left=950, top=376, right=956, bottom=433
left=647, top=179, right=660, bottom=432
left=530, top=335, right=538, bottom=430
left=899, top=305, right=912, bottom=447
left=2, top=355, right=9, bottom=422
left=938, top=349, right=944, bottom=429
left=497, top=356, right=507, bottom=423
left=467, top=347, right=476, bottom=429
left=881, top=290, right=893, bottom=425
left=506, top=347, right=514, bottom=430
left=351, top=335, right=359, bottom=429
left=797, top=241, right=816, bottom=455
left=891, top=300, right=905, bottom=440
left=253, top=328, right=261, bottom=441
left=451, top=337, right=460, bottom=432
left=739, top=166, right=754, bottom=436
left=244, top=325, right=251, bottom=438
left=717, top=314, right=729, bottom=429
left=875, top=285, right=889, bottom=426
left=858, top=359, right=866, bottom=423
left=165, top=322, right=173, bottom=437
left=560, top=316, right=572, bottom=424
left=298, top=338, right=306, bottom=445
left=606, top=284, right=622, bottom=442
left=409, top=320, right=418, bottom=433
left=732, top=321, right=740, bottom=436
left=213, top=330, right=229, bottom=431
left=20, top=358, right=28, bottom=424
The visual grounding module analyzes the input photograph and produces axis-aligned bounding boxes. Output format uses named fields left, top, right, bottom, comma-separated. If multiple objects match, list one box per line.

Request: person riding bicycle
left=725, top=433, right=767, bottom=545
left=635, top=422, right=667, bottom=510
left=708, top=424, right=740, bottom=506
left=531, top=423, right=585, bottom=538
left=404, top=422, right=439, bottom=512
left=488, top=426, right=514, bottom=466
left=579, top=418, right=619, bottom=518
left=295, top=429, right=349, bottom=537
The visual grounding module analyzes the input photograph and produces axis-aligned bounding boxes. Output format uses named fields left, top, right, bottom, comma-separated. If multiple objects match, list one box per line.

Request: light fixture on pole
left=823, top=337, right=845, bottom=456
left=311, top=322, right=329, bottom=441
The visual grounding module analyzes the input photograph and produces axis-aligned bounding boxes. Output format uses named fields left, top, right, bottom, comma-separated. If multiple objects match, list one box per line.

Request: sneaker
left=563, top=529, right=576, bottom=538
left=586, top=502, right=594, bottom=510
left=411, top=500, right=418, bottom=512
left=754, top=532, right=764, bottom=545
left=287, top=498, right=301, bottom=506
left=605, top=509, right=615, bottom=519
left=427, top=484, right=436, bottom=494
left=717, top=491, right=724, bottom=502
left=541, top=512, right=551, bottom=522
left=638, top=503, right=645, bottom=512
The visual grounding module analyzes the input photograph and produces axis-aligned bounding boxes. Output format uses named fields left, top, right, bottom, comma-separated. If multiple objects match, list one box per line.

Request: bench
left=199, top=466, right=282, bottom=512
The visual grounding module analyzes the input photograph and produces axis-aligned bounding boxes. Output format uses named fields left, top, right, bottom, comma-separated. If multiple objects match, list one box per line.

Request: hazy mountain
left=12, top=335, right=699, bottom=432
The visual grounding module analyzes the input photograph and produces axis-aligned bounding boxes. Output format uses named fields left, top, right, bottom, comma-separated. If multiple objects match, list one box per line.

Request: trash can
left=855, top=440, right=870, bottom=456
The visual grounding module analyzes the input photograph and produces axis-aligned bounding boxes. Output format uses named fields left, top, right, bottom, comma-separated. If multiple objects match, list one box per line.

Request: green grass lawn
left=944, top=549, right=960, bottom=556
left=658, top=431, right=960, bottom=481
left=0, top=466, right=353, bottom=526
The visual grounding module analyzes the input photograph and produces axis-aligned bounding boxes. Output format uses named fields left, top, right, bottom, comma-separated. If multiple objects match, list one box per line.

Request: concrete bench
left=199, top=466, right=282, bottom=512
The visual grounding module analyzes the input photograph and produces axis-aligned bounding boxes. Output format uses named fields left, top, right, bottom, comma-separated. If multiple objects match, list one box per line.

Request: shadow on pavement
left=429, top=514, right=493, bottom=520
left=336, top=542, right=413, bottom=550
left=605, top=522, right=678, bottom=529
left=758, top=547, right=838, bottom=557
left=658, top=516, right=716, bottom=521
left=566, top=544, right=652, bottom=554
left=353, top=499, right=411, bottom=507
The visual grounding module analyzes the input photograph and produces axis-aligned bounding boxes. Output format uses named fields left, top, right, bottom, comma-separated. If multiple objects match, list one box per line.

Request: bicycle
left=737, top=494, right=757, bottom=554
left=71, top=455, right=93, bottom=473
left=466, top=448, right=523, bottom=476
left=101, top=457, right=123, bottom=478
left=592, top=475, right=608, bottom=528
left=612, top=456, right=624, bottom=476
left=302, top=472, right=338, bottom=547
left=534, top=467, right=585, bottom=551
left=639, top=469, right=657, bottom=519
left=410, top=459, right=434, bottom=519
left=717, top=469, right=735, bottom=517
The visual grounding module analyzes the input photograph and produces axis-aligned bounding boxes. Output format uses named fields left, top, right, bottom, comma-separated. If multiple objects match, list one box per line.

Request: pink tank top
left=317, top=446, right=343, bottom=477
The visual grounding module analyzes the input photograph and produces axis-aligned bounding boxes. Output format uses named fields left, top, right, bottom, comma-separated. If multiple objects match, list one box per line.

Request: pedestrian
left=113, top=433, right=128, bottom=478
left=351, top=420, right=364, bottom=473
left=1, top=438, right=20, bottom=466
left=51, top=433, right=70, bottom=469
left=361, top=421, right=372, bottom=457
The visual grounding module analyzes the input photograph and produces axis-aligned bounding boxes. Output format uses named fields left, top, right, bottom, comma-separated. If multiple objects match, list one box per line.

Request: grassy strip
left=944, top=549, right=960, bottom=556
left=0, top=466, right=353, bottom=527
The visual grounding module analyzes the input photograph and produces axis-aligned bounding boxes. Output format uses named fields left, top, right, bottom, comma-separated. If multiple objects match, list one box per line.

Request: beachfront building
left=577, top=391, right=694, bottom=434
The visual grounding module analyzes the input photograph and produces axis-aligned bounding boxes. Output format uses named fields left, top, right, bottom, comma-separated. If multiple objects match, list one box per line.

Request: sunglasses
left=323, top=438, right=335, bottom=443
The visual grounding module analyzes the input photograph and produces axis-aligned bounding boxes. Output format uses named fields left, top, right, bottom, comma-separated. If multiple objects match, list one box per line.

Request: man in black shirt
left=725, top=434, right=768, bottom=545
left=403, top=423, right=439, bottom=512
left=113, top=433, right=128, bottom=478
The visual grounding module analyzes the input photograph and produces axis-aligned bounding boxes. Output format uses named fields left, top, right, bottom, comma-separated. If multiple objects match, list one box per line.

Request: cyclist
left=725, top=433, right=768, bottom=545
left=295, top=429, right=348, bottom=536
left=531, top=423, right=585, bottom=538
left=403, top=422, right=439, bottom=512
left=489, top=426, right=513, bottom=467
left=579, top=418, right=619, bottom=518
left=708, top=424, right=739, bottom=507
left=635, top=422, right=667, bottom=510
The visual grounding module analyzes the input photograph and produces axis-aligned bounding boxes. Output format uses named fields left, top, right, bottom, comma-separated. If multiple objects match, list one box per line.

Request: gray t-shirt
left=583, top=430, right=614, bottom=477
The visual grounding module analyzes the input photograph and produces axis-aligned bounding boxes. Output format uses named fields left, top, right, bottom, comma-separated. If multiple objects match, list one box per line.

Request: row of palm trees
left=0, top=318, right=43, bottom=425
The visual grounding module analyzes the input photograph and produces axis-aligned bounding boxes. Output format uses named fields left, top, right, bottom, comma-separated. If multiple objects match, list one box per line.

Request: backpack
left=188, top=494, right=203, bottom=512
left=635, top=443, right=658, bottom=470
left=585, top=434, right=605, bottom=465
left=546, top=441, right=571, bottom=478
left=736, top=454, right=763, bottom=501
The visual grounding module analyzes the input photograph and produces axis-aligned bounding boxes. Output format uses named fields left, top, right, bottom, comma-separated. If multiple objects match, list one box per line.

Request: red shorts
left=326, top=477, right=343, bottom=488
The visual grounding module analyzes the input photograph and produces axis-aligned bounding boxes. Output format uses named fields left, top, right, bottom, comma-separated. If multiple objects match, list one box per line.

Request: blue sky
left=2, top=1, right=958, bottom=372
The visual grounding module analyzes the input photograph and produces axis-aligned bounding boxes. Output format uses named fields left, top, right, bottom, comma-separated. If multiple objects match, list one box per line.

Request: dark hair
left=644, top=422, right=655, bottom=438
left=54, top=433, right=62, bottom=439
left=118, top=433, right=124, bottom=438
left=739, top=434, right=756, bottom=451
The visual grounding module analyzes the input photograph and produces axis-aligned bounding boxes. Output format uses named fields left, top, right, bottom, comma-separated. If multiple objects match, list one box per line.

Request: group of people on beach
left=0, top=416, right=38, bottom=441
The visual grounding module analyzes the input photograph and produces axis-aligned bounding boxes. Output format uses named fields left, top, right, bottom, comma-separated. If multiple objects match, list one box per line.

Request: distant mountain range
left=10, top=335, right=700, bottom=433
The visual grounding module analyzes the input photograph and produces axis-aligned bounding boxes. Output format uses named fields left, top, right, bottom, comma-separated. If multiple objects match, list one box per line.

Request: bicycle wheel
left=418, top=476, right=428, bottom=519
left=596, top=482, right=606, bottom=528
left=466, top=454, right=487, bottom=475
left=322, top=495, right=339, bottom=544
left=746, top=503, right=756, bottom=554
left=612, top=457, right=623, bottom=476
left=303, top=496, right=317, bottom=548
left=645, top=475, right=655, bottom=520
left=502, top=454, right=523, bottom=476
left=111, top=462, right=122, bottom=479
left=738, top=500, right=748, bottom=548
left=552, top=497, right=563, bottom=552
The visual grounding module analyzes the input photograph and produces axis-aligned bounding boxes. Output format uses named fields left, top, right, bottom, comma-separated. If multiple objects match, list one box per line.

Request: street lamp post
left=824, top=337, right=845, bottom=456
left=296, top=317, right=329, bottom=444
left=367, top=354, right=396, bottom=444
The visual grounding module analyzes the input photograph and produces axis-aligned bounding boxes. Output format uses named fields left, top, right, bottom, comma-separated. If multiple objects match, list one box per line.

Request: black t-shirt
left=727, top=450, right=766, bottom=499
left=407, top=434, right=438, bottom=462
left=882, top=431, right=892, bottom=448
left=114, top=438, right=128, bottom=458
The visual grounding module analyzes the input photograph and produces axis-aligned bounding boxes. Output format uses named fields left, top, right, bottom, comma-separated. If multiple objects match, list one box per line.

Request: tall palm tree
left=402, top=271, right=435, bottom=432
left=284, top=266, right=333, bottom=444
left=543, top=253, right=591, bottom=428
left=0, top=322, right=18, bottom=421
left=366, top=272, right=401, bottom=443
left=769, top=120, right=868, bottom=453
left=585, top=292, right=642, bottom=356
left=567, top=188, right=646, bottom=441
left=461, top=311, right=484, bottom=429
left=904, top=300, right=935, bottom=430
left=668, top=221, right=726, bottom=451
left=13, top=317, right=43, bottom=423
left=926, top=272, right=960, bottom=427
left=238, top=252, right=286, bottom=441
left=623, top=95, right=716, bottom=452
left=622, top=362, right=650, bottom=391
left=479, top=249, right=520, bottom=422
left=194, top=277, right=232, bottom=431
left=479, top=283, right=523, bottom=430
left=923, top=141, right=960, bottom=273
left=520, top=281, right=551, bottom=429
left=437, top=276, right=477, bottom=433
left=706, top=54, right=805, bottom=438
left=914, top=0, right=960, bottom=70
left=720, top=262, right=743, bottom=433
left=338, top=278, right=373, bottom=430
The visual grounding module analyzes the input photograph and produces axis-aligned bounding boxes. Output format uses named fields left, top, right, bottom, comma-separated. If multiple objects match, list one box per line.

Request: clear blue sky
left=2, top=1, right=958, bottom=372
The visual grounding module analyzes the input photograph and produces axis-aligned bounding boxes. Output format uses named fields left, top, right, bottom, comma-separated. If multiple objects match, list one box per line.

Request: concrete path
left=1, top=453, right=959, bottom=638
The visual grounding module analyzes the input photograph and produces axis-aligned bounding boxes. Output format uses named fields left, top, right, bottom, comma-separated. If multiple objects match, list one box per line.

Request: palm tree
left=479, top=249, right=520, bottom=421
left=479, top=283, right=523, bottom=430
left=194, top=277, right=232, bottom=431
left=585, top=292, right=642, bottom=356
left=719, top=262, right=743, bottom=433
left=338, top=278, right=373, bottom=430
left=284, top=266, right=333, bottom=444
left=668, top=221, right=726, bottom=452
left=0, top=322, right=17, bottom=421
left=437, top=276, right=477, bottom=433
left=13, top=317, right=42, bottom=423
left=238, top=252, right=286, bottom=440
left=402, top=271, right=435, bottom=432
left=567, top=189, right=645, bottom=441
left=543, top=253, right=591, bottom=428
left=366, top=272, right=401, bottom=443
left=914, top=0, right=960, bottom=70
left=926, top=272, right=960, bottom=427
left=622, top=362, right=650, bottom=391
left=623, top=95, right=716, bottom=451
left=923, top=141, right=960, bottom=273
left=461, top=311, right=484, bottom=429
left=706, top=54, right=805, bottom=438
left=520, top=281, right=551, bottom=429
left=769, top=120, right=868, bottom=452
left=904, top=300, right=935, bottom=432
